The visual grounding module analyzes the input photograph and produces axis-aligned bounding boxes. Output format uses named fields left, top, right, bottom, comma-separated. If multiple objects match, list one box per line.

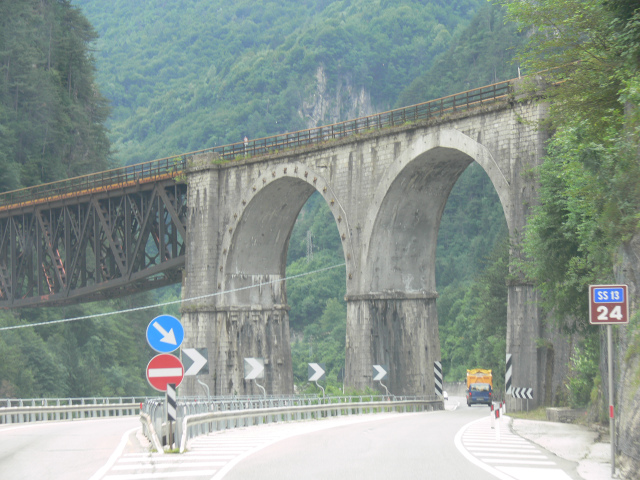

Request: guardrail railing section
left=139, top=395, right=443, bottom=453
left=0, top=397, right=146, bottom=424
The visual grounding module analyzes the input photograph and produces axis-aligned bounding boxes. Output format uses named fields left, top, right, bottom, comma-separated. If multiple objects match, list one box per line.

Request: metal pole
left=607, top=324, right=615, bottom=477
left=196, top=379, right=210, bottom=403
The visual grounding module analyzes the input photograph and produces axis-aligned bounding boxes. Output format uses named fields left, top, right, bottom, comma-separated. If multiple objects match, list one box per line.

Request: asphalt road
left=221, top=398, right=498, bottom=480
left=1, top=397, right=581, bottom=480
left=0, top=416, right=140, bottom=480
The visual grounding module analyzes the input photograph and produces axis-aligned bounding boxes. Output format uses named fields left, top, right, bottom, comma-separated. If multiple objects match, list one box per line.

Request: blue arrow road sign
left=146, top=315, right=184, bottom=353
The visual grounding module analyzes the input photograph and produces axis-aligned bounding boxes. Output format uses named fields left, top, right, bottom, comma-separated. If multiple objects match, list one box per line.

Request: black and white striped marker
left=166, top=383, right=177, bottom=421
left=434, top=361, right=443, bottom=396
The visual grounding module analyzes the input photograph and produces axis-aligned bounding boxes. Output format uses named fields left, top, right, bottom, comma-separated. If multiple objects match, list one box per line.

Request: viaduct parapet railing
left=0, top=79, right=513, bottom=210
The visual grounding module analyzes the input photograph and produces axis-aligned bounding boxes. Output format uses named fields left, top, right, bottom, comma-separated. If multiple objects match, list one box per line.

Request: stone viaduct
left=180, top=82, right=554, bottom=409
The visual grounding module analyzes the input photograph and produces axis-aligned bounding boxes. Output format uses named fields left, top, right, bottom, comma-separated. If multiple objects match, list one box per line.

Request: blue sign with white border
left=593, top=287, right=625, bottom=303
left=146, top=314, right=184, bottom=353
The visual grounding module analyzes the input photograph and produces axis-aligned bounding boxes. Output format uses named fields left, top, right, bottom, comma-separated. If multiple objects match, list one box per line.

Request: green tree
left=0, top=0, right=111, bottom=190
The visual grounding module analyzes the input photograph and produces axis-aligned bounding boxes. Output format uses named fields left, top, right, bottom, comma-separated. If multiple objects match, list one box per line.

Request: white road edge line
left=88, top=427, right=141, bottom=480
left=454, top=417, right=517, bottom=480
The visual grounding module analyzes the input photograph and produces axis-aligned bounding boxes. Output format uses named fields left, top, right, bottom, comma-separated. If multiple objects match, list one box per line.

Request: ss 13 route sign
left=589, top=285, right=629, bottom=325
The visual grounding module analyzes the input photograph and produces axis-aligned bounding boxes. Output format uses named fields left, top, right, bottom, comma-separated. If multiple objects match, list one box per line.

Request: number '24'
left=597, top=305, right=623, bottom=321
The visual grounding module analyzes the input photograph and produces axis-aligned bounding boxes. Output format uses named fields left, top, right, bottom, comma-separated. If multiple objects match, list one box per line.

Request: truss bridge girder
left=0, top=180, right=187, bottom=308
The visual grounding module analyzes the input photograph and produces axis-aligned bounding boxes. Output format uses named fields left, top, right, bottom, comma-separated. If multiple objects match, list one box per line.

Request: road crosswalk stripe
left=455, top=415, right=574, bottom=480
left=103, top=471, right=216, bottom=479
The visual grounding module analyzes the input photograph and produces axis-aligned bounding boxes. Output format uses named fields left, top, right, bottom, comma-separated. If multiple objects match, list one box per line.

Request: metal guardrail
left=1, top=396, right=150, bottom=408
left=139, top=395, right=442, bottom=453
left=175, top=399, right=440, bottom=453
left=0, top=78, right=514, bottom=209
left=0, top=403, right=141, bottom=424
left=0, top=397, right=149, bottom=424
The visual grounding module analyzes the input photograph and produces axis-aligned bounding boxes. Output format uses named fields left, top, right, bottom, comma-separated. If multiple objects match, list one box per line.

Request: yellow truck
left=466, top=369, right=493, bottom=406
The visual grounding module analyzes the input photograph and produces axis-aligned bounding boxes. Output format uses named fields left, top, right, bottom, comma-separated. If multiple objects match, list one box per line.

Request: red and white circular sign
left=146, top=354, right=184, bottom=392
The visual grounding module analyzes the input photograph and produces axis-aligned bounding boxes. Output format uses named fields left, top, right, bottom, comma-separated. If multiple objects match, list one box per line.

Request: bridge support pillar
left=506, top=283, right=543, bottom=410
left=345, top=293, right=440, bottom=396
left=181, top=305, right=293, bottom=397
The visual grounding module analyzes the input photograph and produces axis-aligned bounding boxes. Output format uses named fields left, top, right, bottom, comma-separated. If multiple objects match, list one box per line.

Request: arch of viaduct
left=181, top=93, right=558, bottom=409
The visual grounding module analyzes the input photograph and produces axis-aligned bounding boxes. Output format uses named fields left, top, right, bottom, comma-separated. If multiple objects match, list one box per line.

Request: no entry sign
left=589, top=285, right=629, bottom=325
left=146, top=354, right=184, bottom=392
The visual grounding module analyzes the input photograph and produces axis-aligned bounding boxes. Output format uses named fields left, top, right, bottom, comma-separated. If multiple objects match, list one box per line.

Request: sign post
left=589, top=284, right=629, bottom=477
left=308, top=363, right=326, bottom=397
left=372, top=364, right=389, bottom=396
left=244, top=358, right=266, bottom=396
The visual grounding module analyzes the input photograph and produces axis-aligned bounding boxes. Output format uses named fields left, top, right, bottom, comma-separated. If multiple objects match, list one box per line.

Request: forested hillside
left=73, top=0, right=486, bottom=163
left=1, top=0, right=522, bottom=397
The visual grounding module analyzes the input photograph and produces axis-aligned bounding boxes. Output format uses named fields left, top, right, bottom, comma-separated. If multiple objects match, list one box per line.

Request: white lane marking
left=103, top=471, right=216, bottom=479
left=112, top=463, right=225, bottom=470
left=496, top=467, right=573, bottom=480
left=454, top=416, right=575, bottom=480
left=454, top=417, right=517, bottom=480
left=482, top=459, right=557, bottom=465
left=89, top=427, right=141, bottom=480
left=477, top=453, right=548, bottom=459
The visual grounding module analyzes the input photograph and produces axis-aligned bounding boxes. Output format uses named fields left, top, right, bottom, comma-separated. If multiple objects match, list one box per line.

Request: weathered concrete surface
left=614, top=232, right=640, bottom=478
left=181, top=91, right=554, bottom=402
left=345, top=294, right=440, bottom=395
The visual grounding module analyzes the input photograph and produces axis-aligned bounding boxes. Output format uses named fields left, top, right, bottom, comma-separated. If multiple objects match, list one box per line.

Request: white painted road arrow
left=244, top=358, right=264, bottom=380
left=308, top=363, right=326, bottom=382
left=373, top=364, right=388, bottom=381
left=182, top=348, right=208, bottom=376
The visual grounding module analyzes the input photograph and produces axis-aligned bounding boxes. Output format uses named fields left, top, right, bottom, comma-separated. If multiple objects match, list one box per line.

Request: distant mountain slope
left=72, top=0, right=483, bottom=165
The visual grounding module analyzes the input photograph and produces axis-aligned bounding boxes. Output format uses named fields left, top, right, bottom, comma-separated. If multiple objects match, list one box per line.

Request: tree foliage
left=73, top=0, right=484, bottom=163
left=0, top=0, right=112, bottom=189
left=495, top=0, right=640, bottom=321
left=495, top=0, right=640, bottom=405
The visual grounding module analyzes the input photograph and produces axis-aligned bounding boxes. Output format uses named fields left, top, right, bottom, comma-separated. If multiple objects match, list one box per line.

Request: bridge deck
left=0, top=79, right=513, bottom=212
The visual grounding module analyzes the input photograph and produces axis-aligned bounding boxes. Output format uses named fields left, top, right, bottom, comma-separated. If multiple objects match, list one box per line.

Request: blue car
left=467, top=382, right=492, bottom=406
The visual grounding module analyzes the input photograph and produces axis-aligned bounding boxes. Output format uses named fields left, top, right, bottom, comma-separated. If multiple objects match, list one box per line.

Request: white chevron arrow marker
left=182, top=348, right=208, bottom=376
left=373, top=364, right=387, bottom=381
left=244, top=358, right=264, bottom=380
left=308, top=363, right=325, bottom=382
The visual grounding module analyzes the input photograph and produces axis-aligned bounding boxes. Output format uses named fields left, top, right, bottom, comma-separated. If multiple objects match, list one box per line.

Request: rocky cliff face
left=614, top=233, right=640, bottom=477
left=298, top=65, right=378, bottom=128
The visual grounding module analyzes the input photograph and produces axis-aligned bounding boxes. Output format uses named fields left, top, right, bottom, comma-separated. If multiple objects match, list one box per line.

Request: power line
left=0, top=263, right=346, bottom=332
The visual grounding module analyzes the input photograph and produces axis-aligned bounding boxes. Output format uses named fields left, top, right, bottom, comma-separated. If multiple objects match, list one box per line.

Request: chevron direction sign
left=373, top=364, right=388, bottom=381
left=244, top=358, right=265, bottom=380
left=512, top=387, right=533, bottom=400
left=182, top=348, right=208, bottom=376
left=308, top=363, right=326, bottom=382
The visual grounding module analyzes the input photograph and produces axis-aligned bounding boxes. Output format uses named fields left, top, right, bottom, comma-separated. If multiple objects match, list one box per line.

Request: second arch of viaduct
left=180, top=92, right=567, bottom=409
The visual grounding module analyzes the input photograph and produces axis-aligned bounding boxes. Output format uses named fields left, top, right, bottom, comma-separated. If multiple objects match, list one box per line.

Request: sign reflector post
left=166, top=383, right=177, bottom=449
